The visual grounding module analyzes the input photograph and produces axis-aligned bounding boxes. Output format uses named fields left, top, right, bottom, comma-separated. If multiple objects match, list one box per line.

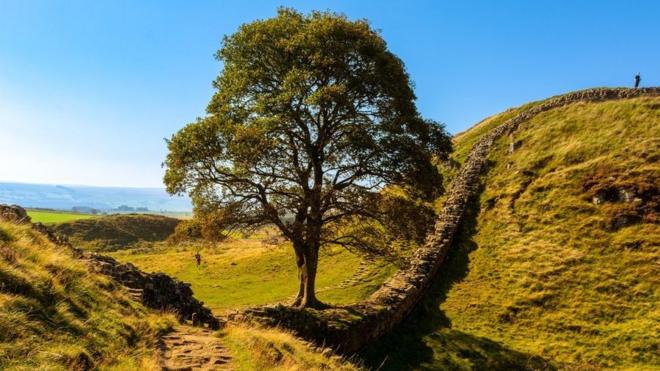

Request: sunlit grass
left=222, top=324, right=358, bottom=370
left=109, top=237, right=397, bottom=313
left=367, top=96, right=660, bottom=370
left=27, top=209, right=96, bottom=224
left=0, top=221, right=175, bottom=369
left=441, top=97, right=660, bottom=369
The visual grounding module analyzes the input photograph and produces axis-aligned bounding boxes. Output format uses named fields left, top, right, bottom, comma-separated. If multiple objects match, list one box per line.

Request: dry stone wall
left=86, top=254, right=220, bottom=329
left=0, top=204, right=220, bottom=329
left=234, top=87, right=660, bottom=354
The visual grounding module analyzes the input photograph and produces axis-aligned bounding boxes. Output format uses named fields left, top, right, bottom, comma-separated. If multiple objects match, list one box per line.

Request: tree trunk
left=298, top=246, right=322, bottom=308
left=291, top=248, right=305, bottom=307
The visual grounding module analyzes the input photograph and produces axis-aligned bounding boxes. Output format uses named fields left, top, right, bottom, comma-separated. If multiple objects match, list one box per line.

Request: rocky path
left=159, top=326, right=232, bottom=371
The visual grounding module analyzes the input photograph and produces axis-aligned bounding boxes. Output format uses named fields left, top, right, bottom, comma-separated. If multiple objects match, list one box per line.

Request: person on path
left=634, top=73, right=641, bottom=89
left=194, top=251, right=201, bottom=268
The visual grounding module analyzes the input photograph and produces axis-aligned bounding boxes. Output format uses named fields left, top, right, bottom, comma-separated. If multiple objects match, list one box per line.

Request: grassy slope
left=0, top=221, right=355, bottom=370
left=27, top=209, right=95, bottom=224
left=364, top=96, right=660, bottom=369
left=53, top=213, right=180, bottom=251
left=223, top=324, right=358, bottom=370
left=109, top=234, right=396, bottom=313
left=0, top=221, right=174, bottom=370
left=108, top=233, right=392, bottom=369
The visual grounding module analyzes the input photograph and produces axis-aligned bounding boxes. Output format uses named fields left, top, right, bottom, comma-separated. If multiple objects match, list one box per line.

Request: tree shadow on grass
left=359, top=185, right=555, bottom=370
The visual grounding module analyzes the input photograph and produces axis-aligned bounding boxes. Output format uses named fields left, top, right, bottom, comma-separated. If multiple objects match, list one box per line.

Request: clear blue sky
left=1, top=0, right=658, bottom=187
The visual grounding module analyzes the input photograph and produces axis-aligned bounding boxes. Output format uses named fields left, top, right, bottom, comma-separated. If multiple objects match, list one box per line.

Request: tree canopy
left=164, top=8, right=451, bottom=307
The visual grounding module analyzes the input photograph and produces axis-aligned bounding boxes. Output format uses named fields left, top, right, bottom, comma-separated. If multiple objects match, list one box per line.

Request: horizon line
left=0, top=179, right=172, bottom=191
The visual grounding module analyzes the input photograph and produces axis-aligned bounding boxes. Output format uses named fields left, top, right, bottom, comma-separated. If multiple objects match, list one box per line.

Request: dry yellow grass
left=110, top=236, right=396, bottom=312
left=364, top=96, right=660, bottom=370
left=222, top=323, right=359, bottom=370
left=0, top=221, right=175, bottom=370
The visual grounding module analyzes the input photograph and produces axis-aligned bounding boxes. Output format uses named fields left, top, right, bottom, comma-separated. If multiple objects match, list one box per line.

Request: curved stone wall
left=235, top=87, right=660, bottom=353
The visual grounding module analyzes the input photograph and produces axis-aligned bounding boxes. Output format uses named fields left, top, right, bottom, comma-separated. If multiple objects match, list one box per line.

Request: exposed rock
left=0, top=204, right=82, bottom=256
left=592, top=195, right=604, bottom=205
left=158, top=326, right=232, bottom=370
left=619, top=189, right=635, bottom=203
left=583, top=164, right=659, bottom=228
left=0, top=204, right=31, bottom=224
left=86, top=254, right=220, bottom=329
left=508, top=134, right=523, bottom=154
left=610, top=214, right=641, bottom=229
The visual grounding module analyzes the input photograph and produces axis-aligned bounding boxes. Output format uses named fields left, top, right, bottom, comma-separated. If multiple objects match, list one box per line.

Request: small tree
left=164, top=8, right=451, bottom=308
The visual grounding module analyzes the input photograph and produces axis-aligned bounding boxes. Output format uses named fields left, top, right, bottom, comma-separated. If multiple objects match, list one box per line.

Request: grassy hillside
left=27, top=209, right=96, bottom=224
left=110, top=233, right=396, bottom=312
left=364, top=95, right=660, bottom=369
left=0, top=219, right=358, bottom=370
left=223, top=324, right=357, bottom=370
left=0, top=220, right=174, bottom=370
left=53, top=214, right=181, bottom=251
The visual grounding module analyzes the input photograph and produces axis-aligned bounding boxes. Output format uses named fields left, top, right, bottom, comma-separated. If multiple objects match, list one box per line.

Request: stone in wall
left=87, top=254, right=220, bottom=329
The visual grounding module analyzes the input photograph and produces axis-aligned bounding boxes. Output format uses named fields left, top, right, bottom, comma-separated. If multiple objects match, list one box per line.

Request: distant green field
left=27, top=209, right=96, bottom=224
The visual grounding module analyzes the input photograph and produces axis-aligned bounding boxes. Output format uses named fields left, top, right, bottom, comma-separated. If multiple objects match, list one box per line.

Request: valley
left=1, top=4, right=658, bottom=370
left=3, top=88, right=655, bottom=370
left=109, top=238, right=396, bottom=312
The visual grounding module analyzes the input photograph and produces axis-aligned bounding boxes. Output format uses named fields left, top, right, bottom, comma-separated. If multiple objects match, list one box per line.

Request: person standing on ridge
left=634, top=73, right=641, bottom=89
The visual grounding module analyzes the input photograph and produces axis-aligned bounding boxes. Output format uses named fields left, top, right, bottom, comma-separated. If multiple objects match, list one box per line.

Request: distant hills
left=0, top=181, right=191, bottom=212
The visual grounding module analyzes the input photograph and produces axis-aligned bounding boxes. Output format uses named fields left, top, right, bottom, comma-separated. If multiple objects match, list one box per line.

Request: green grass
left=451, top=101, right=542, bottom=165
left=222, top=324, right=357, bottom=370
left=27, top=209, right=96, bottom=224
left=0, top=220, right=175, bottom=370
left=0, top=220, right=367, bottom=369
left=110, top=237, right=396, bottom=313
left=364, top=96, right=660, bottom=370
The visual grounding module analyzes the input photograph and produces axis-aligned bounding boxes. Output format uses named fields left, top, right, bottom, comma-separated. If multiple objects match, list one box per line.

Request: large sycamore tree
left=164, top=9, right=451, bottom=308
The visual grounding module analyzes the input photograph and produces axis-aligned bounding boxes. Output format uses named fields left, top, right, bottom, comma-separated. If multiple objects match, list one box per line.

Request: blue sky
left=1, top=0, right=658, bottom=187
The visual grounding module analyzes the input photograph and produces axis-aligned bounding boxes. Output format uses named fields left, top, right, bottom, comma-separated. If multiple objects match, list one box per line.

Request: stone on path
left=159, top=326, right=232, bottom=371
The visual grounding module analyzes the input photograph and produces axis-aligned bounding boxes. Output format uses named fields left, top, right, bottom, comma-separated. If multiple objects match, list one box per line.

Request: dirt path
left=159, top=326, right=232, bottom=371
